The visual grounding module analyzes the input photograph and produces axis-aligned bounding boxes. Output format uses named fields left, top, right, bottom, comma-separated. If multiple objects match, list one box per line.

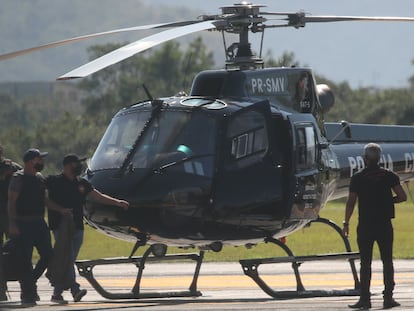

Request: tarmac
left=1, top=259, right=414, bottom=310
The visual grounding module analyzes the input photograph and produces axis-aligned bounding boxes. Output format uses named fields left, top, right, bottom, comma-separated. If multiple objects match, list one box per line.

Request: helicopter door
left=213, top=101, right=284, bottom=226
left=290, top=121, right=323, bottom=220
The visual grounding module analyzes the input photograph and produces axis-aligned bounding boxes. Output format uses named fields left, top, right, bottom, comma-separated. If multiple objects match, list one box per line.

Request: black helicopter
left=2, top=1, right=414, bottom=300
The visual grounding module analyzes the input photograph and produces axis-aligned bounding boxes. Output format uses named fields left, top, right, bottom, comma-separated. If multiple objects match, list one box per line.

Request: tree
left=410, top=58, right=414, bottom=90
left=78, top=37, right=215, bottom=125
left=264, top=51, right=300, bottom=68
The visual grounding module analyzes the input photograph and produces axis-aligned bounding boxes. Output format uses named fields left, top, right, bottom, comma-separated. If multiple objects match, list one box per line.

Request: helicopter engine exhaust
left=317, top=84, right=335, bottom=113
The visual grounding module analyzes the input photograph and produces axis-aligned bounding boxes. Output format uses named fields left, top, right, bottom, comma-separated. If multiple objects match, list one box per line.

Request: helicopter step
left=75, top=245, right=204, bottom=299
left=239, top=218, right=360, bottom=299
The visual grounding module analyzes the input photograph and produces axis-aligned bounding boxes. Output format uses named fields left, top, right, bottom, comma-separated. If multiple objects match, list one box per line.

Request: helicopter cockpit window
left=90, top=110, right=151, bottom=170
left=129, top=110, right=216, bottom=177
left=228, top=111, right=268, bottom=166
left=296, top=124, right=317, bottom=170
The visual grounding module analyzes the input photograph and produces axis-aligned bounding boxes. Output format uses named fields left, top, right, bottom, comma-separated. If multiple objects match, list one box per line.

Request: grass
left=76, top=199, right=414, bottom=261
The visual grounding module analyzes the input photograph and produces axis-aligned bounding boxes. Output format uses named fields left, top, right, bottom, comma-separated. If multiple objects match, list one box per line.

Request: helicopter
left=2, top=1, right=414, bottom=300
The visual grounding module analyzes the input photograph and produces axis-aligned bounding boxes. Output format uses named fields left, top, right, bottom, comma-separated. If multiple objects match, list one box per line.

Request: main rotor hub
left=220, top=2, right=264, bottom=16
left=218, top=2, right=267, bottom=32
left=212, top=2, right=267, bottom=70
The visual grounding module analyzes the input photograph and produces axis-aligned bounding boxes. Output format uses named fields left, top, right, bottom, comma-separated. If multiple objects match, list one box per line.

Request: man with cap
left=8, top=148, right=70, bottom=306
left=46, top=153, right=129, bottom=304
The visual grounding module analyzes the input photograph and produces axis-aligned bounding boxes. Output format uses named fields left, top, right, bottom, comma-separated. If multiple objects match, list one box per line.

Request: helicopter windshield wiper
left=154, top=154, right=213, bottom=173
left=114, top=102, right=162, bottom=178
left=131, top=153, right=214, bottom=188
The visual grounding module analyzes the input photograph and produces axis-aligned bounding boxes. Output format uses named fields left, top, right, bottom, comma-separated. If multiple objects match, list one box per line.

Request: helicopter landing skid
left=239, top=217, right=360, bottom=299
left=75, top=246, right=204, bottom=299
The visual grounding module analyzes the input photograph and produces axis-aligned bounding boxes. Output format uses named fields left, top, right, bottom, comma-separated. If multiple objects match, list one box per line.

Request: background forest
left=0, top=38, right=414, bottom=174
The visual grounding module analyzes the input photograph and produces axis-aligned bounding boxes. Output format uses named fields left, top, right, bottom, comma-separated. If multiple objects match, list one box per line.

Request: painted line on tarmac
left=79, top=272, right=414, bottom=289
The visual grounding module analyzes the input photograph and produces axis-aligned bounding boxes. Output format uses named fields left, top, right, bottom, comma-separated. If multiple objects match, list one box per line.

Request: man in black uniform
left=47, top=153, right=129, bottom=304
left=0, top=145, right=22, bottom=244
left=343, top=143, right=407, bottom=310
left=8, top=148, right=69, bottom=306
left=0, top=145, right=22, bottom=301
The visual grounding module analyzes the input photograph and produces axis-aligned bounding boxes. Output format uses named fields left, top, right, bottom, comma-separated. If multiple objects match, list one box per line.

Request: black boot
left=384, top=298, right=400, bottom=309
left=383, top=289, right=400, bottom=309
left=0, top=245, right=7, bottom=301
left=0, top=291, right=7, bottom=301
left=0, top=281, right=7, bottom=301
left=348, top=300, right=372, bottom=310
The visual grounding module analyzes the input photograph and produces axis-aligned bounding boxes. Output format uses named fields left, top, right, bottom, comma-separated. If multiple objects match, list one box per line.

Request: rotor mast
left=219, top=2, right=265, bottom=70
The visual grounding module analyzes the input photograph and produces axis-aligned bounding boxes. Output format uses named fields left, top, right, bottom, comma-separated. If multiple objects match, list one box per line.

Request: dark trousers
left=17, top=219, right=53, bottom=300
left=0, top=217, right=7, bottom=301
left=2, top=237, right=36, bottom=302
left=0, top=216, right=7, bottom=297
left=0, top=243, right=6, bottom=298
left=52, top=229, right=84, bottom=296
left=357, top=220, right=394, bottom=301
left=0, top=217, right=8, bottom=301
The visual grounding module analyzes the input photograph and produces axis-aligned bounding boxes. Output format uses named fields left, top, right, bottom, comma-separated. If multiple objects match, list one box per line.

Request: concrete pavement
left=1, top=259, right=413, bottom=310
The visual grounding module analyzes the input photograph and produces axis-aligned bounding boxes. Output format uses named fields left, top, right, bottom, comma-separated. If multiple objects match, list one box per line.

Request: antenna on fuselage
left=142, top=84, right=153, bottom=101
left=328, top=120, right=352, bottom=144
left=142, top=84, right=163, bottom=110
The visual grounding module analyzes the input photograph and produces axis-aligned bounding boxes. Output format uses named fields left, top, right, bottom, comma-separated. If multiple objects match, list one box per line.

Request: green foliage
left=34, top=112, right=105, bottom=174
left=78, top=37, right=214, bottom=125
left=264, top=51, right=300, bottom=68
left=0, top=93, right=68, bottom=131
left=410, top=59, right=414, bottom=90
left=0, top=112, right=103, bottom=175
left=325, top=86, right=414, bottom=125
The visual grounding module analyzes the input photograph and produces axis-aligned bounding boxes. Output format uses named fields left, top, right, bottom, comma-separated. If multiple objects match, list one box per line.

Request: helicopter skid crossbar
left=75, top=247, right=204, bottom=299
left=239, top=218, right=360, bottom=299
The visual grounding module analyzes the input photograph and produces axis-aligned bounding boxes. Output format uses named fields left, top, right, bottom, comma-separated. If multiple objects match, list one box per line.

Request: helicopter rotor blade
left=58, top=20, right=216, bottom=80
left=261, top=12, right=414, bottom=28
left=0, top=20, right=200, bottom=62
left=302, top=15, right=414, bottom=23
left=3, top=3, right=414, bottom=79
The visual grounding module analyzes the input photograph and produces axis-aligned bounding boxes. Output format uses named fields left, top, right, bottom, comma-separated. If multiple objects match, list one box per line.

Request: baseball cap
left=63, top=153, right=87, bottom=166
left=23, top=148, right=48, bottom=162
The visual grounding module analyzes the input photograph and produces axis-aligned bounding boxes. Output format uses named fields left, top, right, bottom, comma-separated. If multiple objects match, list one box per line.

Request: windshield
left=90, top=110, right=151, bottom=170
left=90, top=108, right=216, bottom=177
